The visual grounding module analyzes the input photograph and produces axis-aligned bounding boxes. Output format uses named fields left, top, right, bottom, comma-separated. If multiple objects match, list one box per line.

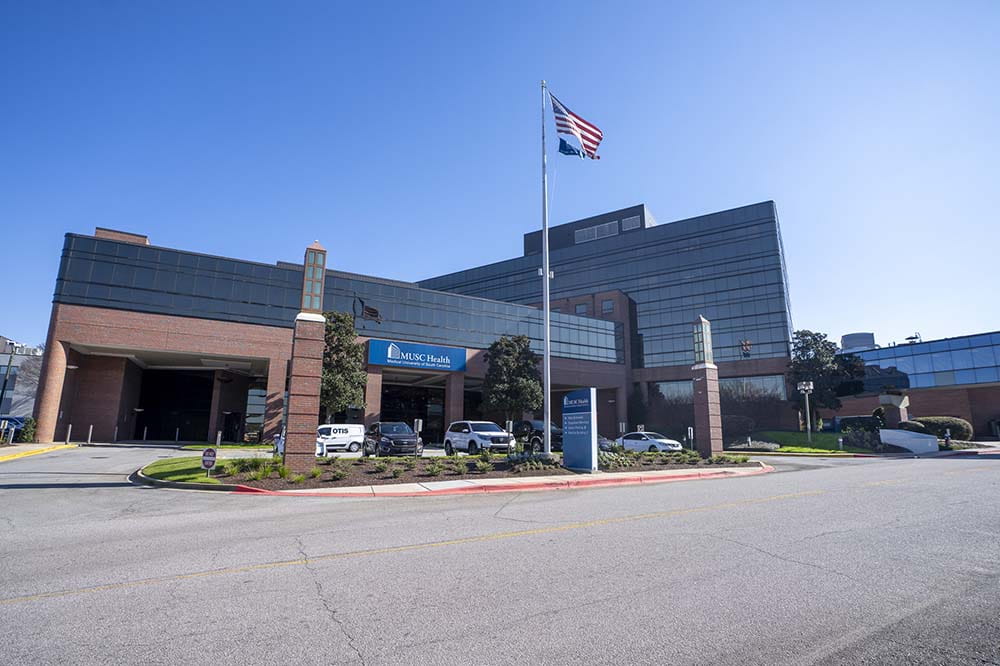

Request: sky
left=3, top=1, right=998, bottom=348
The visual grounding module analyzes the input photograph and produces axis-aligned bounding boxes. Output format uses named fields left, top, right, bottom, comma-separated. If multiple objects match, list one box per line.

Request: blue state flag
left=558, top=138, right=583, bottom=158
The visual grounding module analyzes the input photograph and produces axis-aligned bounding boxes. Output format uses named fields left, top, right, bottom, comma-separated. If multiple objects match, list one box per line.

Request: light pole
left=797, top=381, right=814, bottom=443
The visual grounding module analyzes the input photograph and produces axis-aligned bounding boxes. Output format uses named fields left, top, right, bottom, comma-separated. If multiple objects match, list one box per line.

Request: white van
left=315, top=424, right=366, bottom=456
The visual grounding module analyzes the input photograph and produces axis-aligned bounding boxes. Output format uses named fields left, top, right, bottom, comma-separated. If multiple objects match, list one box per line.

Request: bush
left=391, top=467, right=404, bottom=478
left=913, top=416, right=973, bottom=440
left=330, top=467, right=348, bottom=481
left=250, top=466, right=270, bottom=481
left=276, top=465, right=290, bottom=479
left=15, top=417, right=36, bottom=443
left=840, top=416, right=881, bottom=433
left=597, top=452, right=635, bottom=470
left=450, top=460, right=467, bottom=475
left=290, top=474, right=306, bottom=484
left=402, top=458, right=417, bottom=471
left=424, top=461, right=444, bottom=476
left=373, top=460, right=390, bottom=474
left=898, top=420, right=928, bottom=434
left=475, top=459, right=494, bottom=473
left=721, top=415, right=755, bottom=438
left=309, top=466, right=323, bottom=479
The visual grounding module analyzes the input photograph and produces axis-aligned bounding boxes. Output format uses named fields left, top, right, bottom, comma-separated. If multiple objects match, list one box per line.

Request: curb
left=129, top=469, right=247, bottom=492
left=729, top=451, right=878, bottom=458
left=0, top=444, right=77, bottom=463
left=228, top=462, right=775, bottom=498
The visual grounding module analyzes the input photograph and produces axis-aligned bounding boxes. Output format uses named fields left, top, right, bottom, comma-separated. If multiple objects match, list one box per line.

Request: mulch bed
left=214, top=454, right=758, bottom=491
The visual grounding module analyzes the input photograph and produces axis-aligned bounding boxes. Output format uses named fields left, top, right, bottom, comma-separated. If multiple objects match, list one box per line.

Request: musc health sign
left=562, top=387, right=598, bottom=472
left=368, top=339, right=467, bottom=372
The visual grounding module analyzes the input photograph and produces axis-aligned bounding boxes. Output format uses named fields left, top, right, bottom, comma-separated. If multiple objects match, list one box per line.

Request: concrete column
left=206, top=370, right=223, bottom=444
left=445, top=372, right=464, bottom=427
left=34, top=340, right=68, bottom=443
left=692, top=362, right=724, bottom=457
left=264, top=356, right=289, bottom=443
left=615, top=384, right=628, bottom=430
left=283, top=313, right=326, bottom=472
left=364, top=367, right=382, bottom=426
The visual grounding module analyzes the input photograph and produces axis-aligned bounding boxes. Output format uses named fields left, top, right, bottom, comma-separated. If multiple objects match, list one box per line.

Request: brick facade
left=827, top=385, right=1000, bottom=437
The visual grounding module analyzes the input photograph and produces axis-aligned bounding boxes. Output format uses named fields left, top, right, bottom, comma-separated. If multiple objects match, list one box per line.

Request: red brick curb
left=229, top=463, right=775, bottom=498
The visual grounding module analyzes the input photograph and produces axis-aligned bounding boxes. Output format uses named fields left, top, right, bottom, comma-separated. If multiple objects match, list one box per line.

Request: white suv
left=315, top=424, right=366, bottom=456
left=444, top=421, right=515, bottom=456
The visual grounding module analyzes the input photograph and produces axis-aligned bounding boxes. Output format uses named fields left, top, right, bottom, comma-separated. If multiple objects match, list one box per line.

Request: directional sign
left=201, top=448, right=217, bottom=470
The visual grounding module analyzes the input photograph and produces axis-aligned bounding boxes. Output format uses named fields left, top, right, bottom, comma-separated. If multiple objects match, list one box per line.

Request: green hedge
left=913, top=416, right=973, bottom=440
left=898, top=420, right=927, bottom=434
left=839, top=416, right=881, bottom=433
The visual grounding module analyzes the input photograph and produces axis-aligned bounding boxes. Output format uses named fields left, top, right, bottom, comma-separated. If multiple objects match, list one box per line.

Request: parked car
left=315, top=423, right=366, bottom=456
left=512, top=420, right=563, bottom=452
left=444, top=421, right=515, bottom=455
left=597, top=435, right=617, bottom=452
left=0, top=415, right=25, bottom=442
left=616, top=431, right=683, bottom=452
left=363, top=422, right=423, bottom=457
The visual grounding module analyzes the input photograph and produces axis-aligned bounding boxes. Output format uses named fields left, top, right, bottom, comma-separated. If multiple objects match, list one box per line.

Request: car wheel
left=530, top=437, right=542, bottom=452
left=469, top=442, right=478, bottom=455
left=348, top=442, right=360, bottom=453
left=648, top=445, right=658, bottom=453
left=445, top=442, right=454, bottom=456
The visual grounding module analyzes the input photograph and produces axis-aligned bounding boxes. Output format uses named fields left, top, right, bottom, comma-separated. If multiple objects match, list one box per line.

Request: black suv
left=513, top=420, right=563, bottom=452
left=363, top=422, right=423, bottom=457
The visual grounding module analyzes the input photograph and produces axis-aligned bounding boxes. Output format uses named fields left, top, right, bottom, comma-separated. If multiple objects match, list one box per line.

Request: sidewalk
left=234, top=463, right=773, bottom=498
left=0, top=442, right=77, bottom=463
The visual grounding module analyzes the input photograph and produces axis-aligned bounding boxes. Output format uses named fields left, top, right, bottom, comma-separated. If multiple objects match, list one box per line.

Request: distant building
left=840, top=332, right=876, bottom=355
left=833, top=330, right=1000, bottom=437
left=1, top=337, right=44, bottom=417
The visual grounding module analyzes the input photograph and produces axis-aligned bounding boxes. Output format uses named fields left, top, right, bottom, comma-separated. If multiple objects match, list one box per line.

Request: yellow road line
left=0, top=444, right=76, bottom=463
left=0, top=489, right=824, bottom=607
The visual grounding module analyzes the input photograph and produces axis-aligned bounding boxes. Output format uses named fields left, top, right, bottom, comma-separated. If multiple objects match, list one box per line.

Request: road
left=1, top=445, right=999, bottom=665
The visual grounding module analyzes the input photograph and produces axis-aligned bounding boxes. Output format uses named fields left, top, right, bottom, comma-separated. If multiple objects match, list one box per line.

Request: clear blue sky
left=3, top=2, right=998, bottom=348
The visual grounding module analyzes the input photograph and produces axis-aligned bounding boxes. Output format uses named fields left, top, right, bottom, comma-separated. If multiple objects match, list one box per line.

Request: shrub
left=391, top=468, right=404, bottom=478
left=425, top=461, right=444, bottom=477
left=250, top=467, right=270, bottom=481
left=248, top=458, right=266, bottom=472
left=309, top=466, right=323, bottom=479
left=840, top=416, right=881, bottom=433
left=598, top=452, right=635, bottom=470
left=479, top=450, right=493, bottom=463
left=373, top=460, right=390, bottom=474
left=450, top=460, right=467, bottom=475
left=330, top=467, right=349, bottom=481
left=475, top=459, right=494, bottom=473
left=898, top=420, right=928, bottom=434
left=277, top=465, right=291, bottom=479
left=913, top=416, right=973, bottom=441
left=290, top=474, right=306, bottom=484
left=402, top=458, right=417, bottom=470
left=15, top=417, right=36, bottom=443
left=721, top=415, right=755, bottom=438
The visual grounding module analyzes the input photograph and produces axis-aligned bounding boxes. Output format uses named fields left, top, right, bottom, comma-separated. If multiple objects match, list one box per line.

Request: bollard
left=113, top=426, right=118, bottom=442
left=87, top=425, right=93, bottom=446
left=216, top=430, right=222, bottom=446
left=66, top=424, right=73, bottom=445
left=175, top=427, right=180, bottom=443
left=837, top=437, right=843, bottom=451
left=143, top=426, right=148, bottom=441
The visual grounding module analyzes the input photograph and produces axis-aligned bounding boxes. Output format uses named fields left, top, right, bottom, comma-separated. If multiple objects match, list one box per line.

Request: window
left=575, top=303, right=588, bottom=315
left=601, top=299, right=614, bottom=314
left=621, top=215, right=641, bottom=231
left=574, top=227, right=596, bottom=244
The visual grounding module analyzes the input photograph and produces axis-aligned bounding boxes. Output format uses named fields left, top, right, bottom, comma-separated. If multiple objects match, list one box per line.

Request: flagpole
left=541, top=79, right=552, bottom=457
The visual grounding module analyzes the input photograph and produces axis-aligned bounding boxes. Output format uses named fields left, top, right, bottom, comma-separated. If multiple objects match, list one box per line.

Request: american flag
left=549, top=93, right=603, bottom=159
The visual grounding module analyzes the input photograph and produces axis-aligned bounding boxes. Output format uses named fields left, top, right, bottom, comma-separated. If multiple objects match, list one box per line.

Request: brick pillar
left=692, top=362, right=723, bottom=457
left=283, top=313, right=326, bottom=472
left=445, top=372, right=464, bottom=426
left=364, top=367, right=382, bottom=427
left=34, top=340, right=68, bottom=443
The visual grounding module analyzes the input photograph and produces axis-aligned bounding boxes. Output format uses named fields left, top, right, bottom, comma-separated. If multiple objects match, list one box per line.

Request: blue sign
left=562, top=387, right=598, bottom=472
left=368, top=339, right=467, bottom=372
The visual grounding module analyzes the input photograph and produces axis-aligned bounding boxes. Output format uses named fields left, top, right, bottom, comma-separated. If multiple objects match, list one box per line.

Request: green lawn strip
left=752, top=431, right=870, bottom=454
left=141, top=456, right=221, bottom=484
left=180, top=444, right=273, bottom=450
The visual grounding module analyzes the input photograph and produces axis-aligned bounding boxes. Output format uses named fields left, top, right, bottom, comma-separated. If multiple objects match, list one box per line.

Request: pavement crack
left=705, top=534, right=862, bottom=584
left=295, top=536, right=367, bottom=666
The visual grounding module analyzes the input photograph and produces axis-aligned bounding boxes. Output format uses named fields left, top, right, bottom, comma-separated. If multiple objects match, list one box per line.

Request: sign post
left=562, top=388, right=598, bottom=473
left=202, top=447, right=217, bottom=478
left=413, top=419, right=423, bottom=458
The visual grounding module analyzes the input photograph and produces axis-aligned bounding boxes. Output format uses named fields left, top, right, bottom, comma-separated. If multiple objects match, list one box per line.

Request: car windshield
left=380, top=423, right=413, bottom=435
left=646, top=433, right=669, bottom=440
left=471, top=423, right=504, bottom=432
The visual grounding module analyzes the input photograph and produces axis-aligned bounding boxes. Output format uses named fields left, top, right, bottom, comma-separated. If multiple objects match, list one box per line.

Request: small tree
left=788, top=330, right=865, bottom=426
left=320, top=312, right=367, bottom=423
left=481, top=335, right=542, bottom=423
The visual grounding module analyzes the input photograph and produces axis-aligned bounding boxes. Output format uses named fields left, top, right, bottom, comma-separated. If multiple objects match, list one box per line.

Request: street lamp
left=797, top=381, right=814, bottom=443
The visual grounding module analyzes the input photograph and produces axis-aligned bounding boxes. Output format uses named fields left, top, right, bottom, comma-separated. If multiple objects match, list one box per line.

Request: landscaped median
left=134, top=450, right=772, bottom=497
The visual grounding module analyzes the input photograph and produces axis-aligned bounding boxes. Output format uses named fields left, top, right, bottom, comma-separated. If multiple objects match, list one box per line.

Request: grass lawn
left=752, top=430, right=870, bottom=454
left=142, top=456, right=221, bottom=484
left=180, top=444, right=273, bottom=451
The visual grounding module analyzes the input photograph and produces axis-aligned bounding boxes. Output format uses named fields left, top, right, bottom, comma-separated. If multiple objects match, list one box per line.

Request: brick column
left=364, top=367, right=382, bottom=426
left=283, top=313, right=325, bottom=472
left=445, top=372, right=464, bottom=427
left=34, top=340, right=68, bottom=443
left=692, top=362, right=723, bottom=457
